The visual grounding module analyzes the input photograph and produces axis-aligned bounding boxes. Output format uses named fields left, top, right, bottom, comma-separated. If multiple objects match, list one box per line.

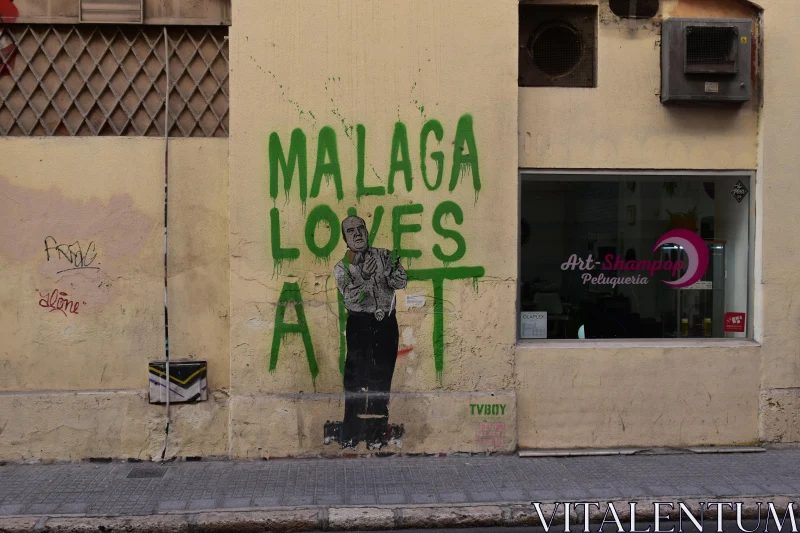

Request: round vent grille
left=528, top=22, right=584, bottom=78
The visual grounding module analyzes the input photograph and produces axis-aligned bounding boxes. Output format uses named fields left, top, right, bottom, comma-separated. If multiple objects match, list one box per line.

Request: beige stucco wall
left=519, top=0, right=760, bottom=170
left=2, top=0, right=799, bottom=461
left=756, top=0, right=800, bottom=443
left=516, top=0, right=800, bottom=449
left=0, top=138, right=229, bottom=460
left=228, top=0, right=519, bottom=456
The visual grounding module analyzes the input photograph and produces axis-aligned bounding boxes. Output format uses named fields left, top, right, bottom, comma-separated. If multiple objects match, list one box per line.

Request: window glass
left=519, top=174, right=751, bottom=340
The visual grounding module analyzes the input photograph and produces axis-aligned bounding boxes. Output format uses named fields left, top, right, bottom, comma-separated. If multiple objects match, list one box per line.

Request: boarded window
left=0, top=24, right=229, bottom=137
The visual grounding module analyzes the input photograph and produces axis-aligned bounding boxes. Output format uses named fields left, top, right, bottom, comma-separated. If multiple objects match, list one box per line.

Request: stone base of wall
left=760, top=388, right=800, bottom=443
left=0, top=391, right=229, bottom=461
left=230, top=391, right=516, bottom=458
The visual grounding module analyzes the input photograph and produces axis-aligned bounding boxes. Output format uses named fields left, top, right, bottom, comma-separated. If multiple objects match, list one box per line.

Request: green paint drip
left=356, top=124, right=385, bottom=202
left=269, top=282, right=319, bottom=388
left=392, top=204, right=423, bottom=260
left=420, top=120, right=444, bottom=191
left=449, top=114, right=481, bottom=195
left=472, top=277, right=480, bottom=293
left=432, top=277, right=444, bottom=384
left=310, top=126, right=344, bottom=201
left=269, top=129, right=307, bottom=208
left=432, top=201, right=466, bottom=264
left=304, top=204, right=340, bottom=261
left=387, top=122, right=413, bottom=194
left=270, top=208, right=299, bottom=274
left=406, top=266, right=486, bottom=384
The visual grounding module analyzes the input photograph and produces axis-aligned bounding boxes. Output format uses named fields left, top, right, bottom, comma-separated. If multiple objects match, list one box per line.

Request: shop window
left=519, top=172, right=752, bottom=340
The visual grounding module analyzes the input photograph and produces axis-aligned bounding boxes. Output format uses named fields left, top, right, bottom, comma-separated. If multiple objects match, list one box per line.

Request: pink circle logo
left=652, top=229, right=709, bottom=289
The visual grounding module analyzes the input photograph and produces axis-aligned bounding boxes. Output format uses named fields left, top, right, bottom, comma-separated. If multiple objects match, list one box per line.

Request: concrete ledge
left=0, top=498, right=794, bottom=533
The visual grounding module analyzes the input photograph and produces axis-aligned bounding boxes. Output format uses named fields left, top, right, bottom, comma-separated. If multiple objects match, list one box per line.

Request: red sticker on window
left=724, top=312, right=746, bottom=333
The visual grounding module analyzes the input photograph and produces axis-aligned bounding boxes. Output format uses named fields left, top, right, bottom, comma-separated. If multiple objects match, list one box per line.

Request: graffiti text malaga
left=269, top=115, right=479, bottom=264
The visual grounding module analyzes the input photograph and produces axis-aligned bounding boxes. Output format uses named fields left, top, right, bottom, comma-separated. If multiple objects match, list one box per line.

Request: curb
left=0, top=497, right=795, bottom=533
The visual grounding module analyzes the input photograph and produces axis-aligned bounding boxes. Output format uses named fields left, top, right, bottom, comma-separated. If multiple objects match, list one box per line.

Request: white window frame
left=517, top=168, right=757, bottom=346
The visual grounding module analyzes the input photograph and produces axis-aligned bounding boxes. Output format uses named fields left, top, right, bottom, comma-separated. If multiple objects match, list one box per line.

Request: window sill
left=516, top=338, right=760, bottom=349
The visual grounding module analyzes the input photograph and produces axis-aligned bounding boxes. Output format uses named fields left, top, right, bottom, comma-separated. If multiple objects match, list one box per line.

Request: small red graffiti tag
left=0, top=0, right=19, bottom=77
left=37, top=289, right=85, bottom=317
left=397, top=346, right=414, bottom=356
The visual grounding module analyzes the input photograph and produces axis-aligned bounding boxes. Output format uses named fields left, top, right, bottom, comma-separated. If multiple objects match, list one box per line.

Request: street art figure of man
left=330, top=215, right=407, bottom=449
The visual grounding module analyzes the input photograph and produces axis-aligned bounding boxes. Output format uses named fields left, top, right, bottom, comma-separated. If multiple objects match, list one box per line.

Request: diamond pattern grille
left=0, top=24, right=229, bottom=137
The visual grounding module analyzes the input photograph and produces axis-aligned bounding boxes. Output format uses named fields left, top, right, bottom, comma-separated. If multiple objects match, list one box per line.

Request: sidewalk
left=1, top=449, right=799, bottom=532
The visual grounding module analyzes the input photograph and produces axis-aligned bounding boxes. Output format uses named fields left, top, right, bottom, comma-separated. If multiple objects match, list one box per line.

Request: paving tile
left=349, top=494, right=377, bottom=505
left=409, top=493, right=439, bottom=504
left=253, top=496, right=282, bottom=507
left=187, top=499, right=219, bottom=510
left=469, top=491, right=502, bottom=502
left=439, top=492, right=469, bottom=503
left=221, top=497, right=252, bottom=508
left=377, top=493, right=407, bottom=504
left=56, top=503, right=88, bottom=514
left=157, top=500, right=188, bottom=511
left=0, top=504, right=23, bottom=515
left=27, top=503, right=58, bottom=514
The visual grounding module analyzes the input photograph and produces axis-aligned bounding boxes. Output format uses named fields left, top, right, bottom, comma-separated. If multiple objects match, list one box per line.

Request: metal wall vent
left=519, top=4, right=596, bottom=88
left=127, top=467, right=168, bottom=479
left=685, top=25, right=739, bottom=74
left=661, top=18, right=752, bottom=103
left=80, top=0, right=143, bottom=24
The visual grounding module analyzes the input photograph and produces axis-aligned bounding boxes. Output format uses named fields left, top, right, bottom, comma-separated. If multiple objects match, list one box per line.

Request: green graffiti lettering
left=449, top=114, right=481, bottom=193
left=269, top=129, right=307, bottom=205
left=420, top=119, right=444, bottom=191
left=387, top=122, right=413, bottom=194
left=407, top=266, right=485, bottom=383
left=304, top=204, right=340, bottom=259
left=269, top=282, right=319, bottom=385
left=476, top=404, right=484, bottom=415
left=310, top=126, right=344, bottom=201
left=432, top=200, right=466, bottom=264
left=500, top=404, right=506, bottom=415
left=356, top=124, right=385, bottom=201
left=470, top=404, right=476, bottom=415
left=345, top=206, right=385, bottom=247
left=270, top=208, right=300, bottom=264
left=392, top=203, right=423, bottom=260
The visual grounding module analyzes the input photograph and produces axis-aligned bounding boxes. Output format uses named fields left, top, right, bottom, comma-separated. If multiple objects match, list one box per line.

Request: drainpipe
left=160, top=26, right=171, bottom=463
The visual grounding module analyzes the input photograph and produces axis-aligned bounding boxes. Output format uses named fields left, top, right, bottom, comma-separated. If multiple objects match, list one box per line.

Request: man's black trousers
left=341, top=310, right=398, bottom=446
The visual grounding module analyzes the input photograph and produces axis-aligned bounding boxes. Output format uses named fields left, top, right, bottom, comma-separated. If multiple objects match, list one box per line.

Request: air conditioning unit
left=80, top=0, right=143, bottom=24
left=519, top=4, right=597, bottom=88
left=661, top=18, right=752, bottom=103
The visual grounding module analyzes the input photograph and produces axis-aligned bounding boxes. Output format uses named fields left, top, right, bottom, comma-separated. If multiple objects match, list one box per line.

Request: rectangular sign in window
left=521, top=312, right=548, bottom=339
left=519, top=173, right=751, bottom=340
left=724, top=312, right=746, bottom=333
